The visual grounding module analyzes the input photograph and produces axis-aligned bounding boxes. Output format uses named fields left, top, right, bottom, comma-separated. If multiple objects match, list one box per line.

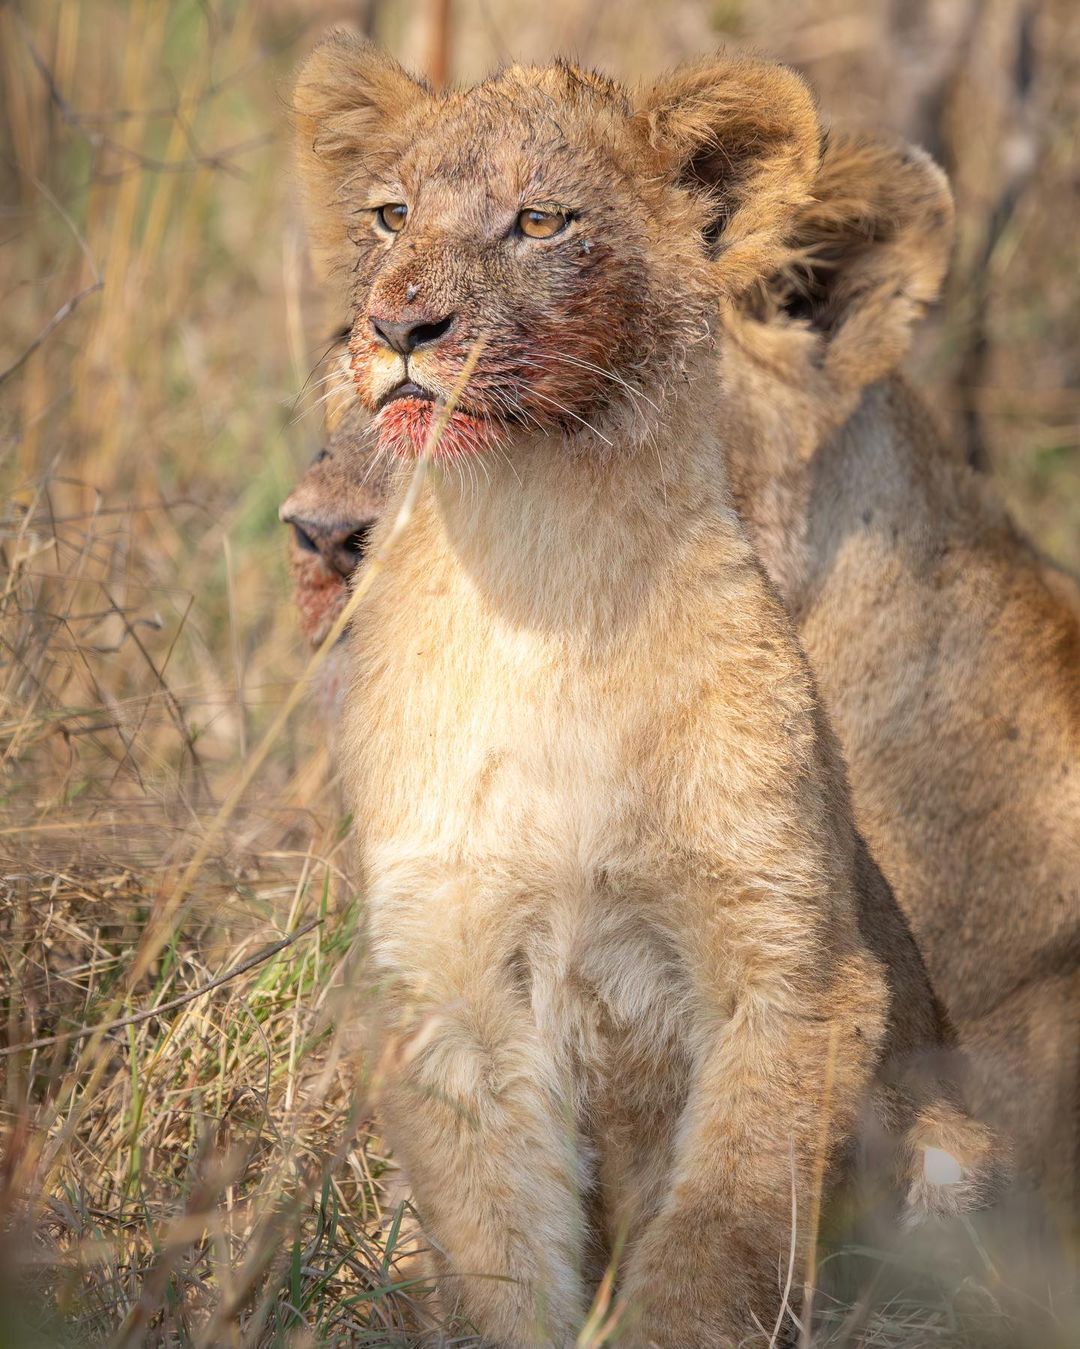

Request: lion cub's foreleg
left=368, top=875, right=588, bottom=1346
left=618, top=928, right=883, bottom=1347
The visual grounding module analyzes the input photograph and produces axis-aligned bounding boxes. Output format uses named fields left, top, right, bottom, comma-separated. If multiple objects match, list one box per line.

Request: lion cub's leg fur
left=292, top=38, right=996, bottom=1344
left=371, top=870, right=592, bottom=1340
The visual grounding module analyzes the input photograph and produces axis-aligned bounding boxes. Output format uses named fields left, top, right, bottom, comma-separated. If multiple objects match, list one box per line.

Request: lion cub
left=293, top=36, right=994, bottom=1344
left=280, top=392, right=385, bottom=646
left=723, top=134, right=1079, bottom=1226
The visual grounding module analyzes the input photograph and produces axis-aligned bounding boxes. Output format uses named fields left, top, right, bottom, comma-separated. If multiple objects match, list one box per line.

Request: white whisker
left=526, top=388, right=614, bottom=446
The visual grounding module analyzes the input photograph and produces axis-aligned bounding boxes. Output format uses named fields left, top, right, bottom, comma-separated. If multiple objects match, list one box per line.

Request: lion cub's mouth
left=377, top=380, right=437, bottom=410
left=374, top=378, right=500, bottom=458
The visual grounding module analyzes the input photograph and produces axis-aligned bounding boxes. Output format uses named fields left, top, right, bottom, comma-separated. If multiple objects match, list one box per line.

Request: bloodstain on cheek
left=289, top=550, right=350, bottom=719
left=290, top=551, right=349, bottom=647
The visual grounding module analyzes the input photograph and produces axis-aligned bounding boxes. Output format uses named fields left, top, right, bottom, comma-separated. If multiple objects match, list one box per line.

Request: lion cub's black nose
left=283, top=512, right=374, bottom=578
left=370, top=312, right=456, bottom=356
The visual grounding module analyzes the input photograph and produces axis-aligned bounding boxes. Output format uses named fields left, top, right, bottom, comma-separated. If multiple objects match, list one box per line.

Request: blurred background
left=1, top=2, right=1077, bottom=1344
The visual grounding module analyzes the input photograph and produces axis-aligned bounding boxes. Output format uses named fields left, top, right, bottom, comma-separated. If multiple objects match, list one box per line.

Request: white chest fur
left=349, top=492, right=699, bottom=1107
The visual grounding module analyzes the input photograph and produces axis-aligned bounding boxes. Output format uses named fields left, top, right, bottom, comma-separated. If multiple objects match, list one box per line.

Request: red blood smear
left=378, top=397, right=499, bottom=459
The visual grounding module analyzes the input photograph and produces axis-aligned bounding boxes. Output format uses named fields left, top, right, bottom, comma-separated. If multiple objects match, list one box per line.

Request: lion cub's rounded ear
left=293, top=30, right=430, bottom=281
left=634, top=54, right=820, bottom=296
left=773, top=133, right=955, bottom=394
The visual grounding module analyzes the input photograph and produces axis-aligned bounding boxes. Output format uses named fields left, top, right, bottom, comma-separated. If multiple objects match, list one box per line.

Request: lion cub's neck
left=422, top=380, right=741, bottom=639
left=345, top=375, right=760, bottom=854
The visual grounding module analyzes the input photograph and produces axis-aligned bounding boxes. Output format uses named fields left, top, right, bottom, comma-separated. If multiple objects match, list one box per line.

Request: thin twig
left=800, top=1020, right=842, bottom=1348
left=769, top=1137, right=800, bottom=1348
left=31, top=172, right=102, bottom=280
left=1, top=917, right=321, bottom=1058
left=20, top=24, right=271, bottom=179
left=100, top=585, right=213, bottom=801
left=0, top=281, right=104, bottom=386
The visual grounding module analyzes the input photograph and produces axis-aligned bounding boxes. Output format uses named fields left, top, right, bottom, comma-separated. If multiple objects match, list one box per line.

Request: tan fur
left=292, top=38, right=996, bottom=1344
left=724, top=132, right=1080, bottom=1224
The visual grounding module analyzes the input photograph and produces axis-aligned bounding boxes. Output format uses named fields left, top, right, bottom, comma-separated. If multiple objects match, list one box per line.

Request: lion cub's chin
left=375, top=397, right=501, bottom=460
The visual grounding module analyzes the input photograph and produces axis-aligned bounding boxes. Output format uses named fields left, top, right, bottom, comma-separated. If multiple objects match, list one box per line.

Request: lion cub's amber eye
left=376, top=203, right=408, bottom=234
left=517, top=207, right=571, bottom=240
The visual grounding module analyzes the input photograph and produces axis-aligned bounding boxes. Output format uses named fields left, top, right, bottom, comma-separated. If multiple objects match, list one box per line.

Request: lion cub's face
left=342, top=72, right=687, bottom=461
left=294, top=37, right=819, bottom=462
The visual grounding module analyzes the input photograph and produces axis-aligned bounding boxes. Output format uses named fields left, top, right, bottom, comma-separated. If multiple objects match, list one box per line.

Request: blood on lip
left=377, top=396, right=495, bottom=459
left=378, top=396, right=440, bottom=452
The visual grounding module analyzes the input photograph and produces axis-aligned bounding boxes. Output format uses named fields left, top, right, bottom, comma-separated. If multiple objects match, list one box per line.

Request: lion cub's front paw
left=618, top=1272, right=746, bottom=1349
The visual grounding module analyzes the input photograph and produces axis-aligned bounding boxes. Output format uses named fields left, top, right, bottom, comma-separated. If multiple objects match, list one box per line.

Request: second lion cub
left=293, top=35, right=996, bottom=1345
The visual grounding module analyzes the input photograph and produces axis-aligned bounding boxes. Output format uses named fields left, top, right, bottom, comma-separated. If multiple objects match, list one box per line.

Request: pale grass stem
left=577, top=1224, right=628, bottom=1347
left=800, top=1020, right=842, bottom=1348
left=767, top=1138, right=801, bottom=1348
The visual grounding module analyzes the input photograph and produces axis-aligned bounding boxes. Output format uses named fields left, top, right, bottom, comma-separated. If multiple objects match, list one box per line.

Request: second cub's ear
left=293, top=30, right=430, bottom=280
left=635, top=54, right=820, bottom=296
left=773, top=133, right=955, bottom=393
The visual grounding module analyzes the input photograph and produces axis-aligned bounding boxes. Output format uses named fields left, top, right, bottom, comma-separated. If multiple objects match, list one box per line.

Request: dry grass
left=1, top=2, right=1076, bottom=1345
